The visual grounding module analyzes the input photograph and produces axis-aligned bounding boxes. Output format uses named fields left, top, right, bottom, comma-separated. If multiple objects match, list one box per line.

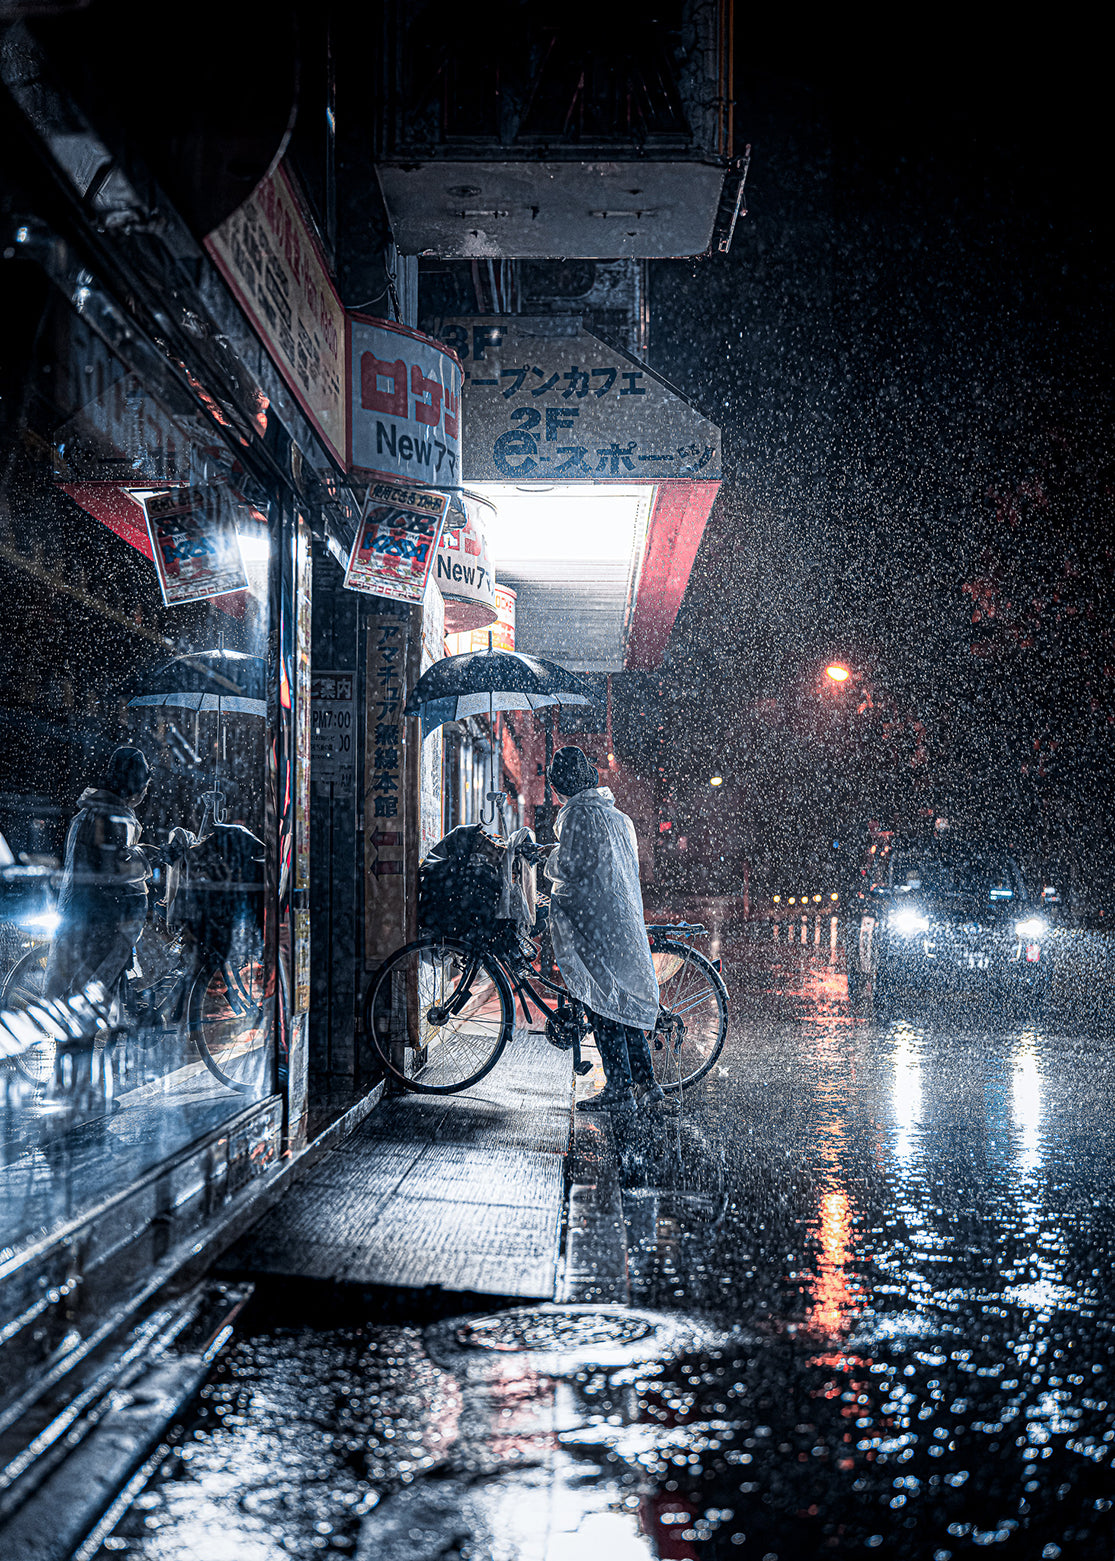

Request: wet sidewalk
left=224, top=1032, right=574, bottom=1300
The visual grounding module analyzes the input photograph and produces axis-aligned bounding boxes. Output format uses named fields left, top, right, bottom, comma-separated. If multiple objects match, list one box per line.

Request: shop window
left=0, top=253, right=277, bottom=1262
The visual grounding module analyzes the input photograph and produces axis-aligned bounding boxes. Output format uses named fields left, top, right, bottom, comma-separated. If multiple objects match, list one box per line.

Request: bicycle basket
left=418, top=824, right=506, bottom=939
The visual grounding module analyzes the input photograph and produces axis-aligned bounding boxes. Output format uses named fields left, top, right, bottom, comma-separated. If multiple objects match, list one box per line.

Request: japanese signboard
left=343, top=479, right=450, bottom=605
left=419, top=580, right=445, bottom=862
left=295, top=513, right=312, bottom=899
left=436, top=495, right=497, bottom=632
left=141, top=485, right=248, bottom=606
left=364, top=601, right=411, bottom=966
left=310, top=671, right=356, bottom=794
left=435, top=317, right=721, bottom=483
left=348, top=315, right=462, bottom=488
left=206, top=164, right=346, bottom=465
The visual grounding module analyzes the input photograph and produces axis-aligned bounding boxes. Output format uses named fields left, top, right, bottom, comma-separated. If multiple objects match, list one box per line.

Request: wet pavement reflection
left=89, top=901, right=1115, bottom=1558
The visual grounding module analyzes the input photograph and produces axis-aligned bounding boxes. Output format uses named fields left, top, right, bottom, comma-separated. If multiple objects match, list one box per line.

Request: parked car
left=845, top=833, right=1052, bottom=1017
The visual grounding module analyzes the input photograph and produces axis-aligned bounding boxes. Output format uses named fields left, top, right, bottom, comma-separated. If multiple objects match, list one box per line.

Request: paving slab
left=223, top=1031, right=573, bottom=1300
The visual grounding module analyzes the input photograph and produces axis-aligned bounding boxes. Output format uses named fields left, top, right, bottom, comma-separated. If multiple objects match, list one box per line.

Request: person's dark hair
left=103, top=745, right=150, bottom=800
left=549, top=745, right=598, bottom=797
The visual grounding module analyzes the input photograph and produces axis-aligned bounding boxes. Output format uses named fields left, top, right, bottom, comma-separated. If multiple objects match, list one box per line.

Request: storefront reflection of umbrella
left=404, top=642, right=599, bottom=825
left=128, top=650, right=267, bottom=718
left=128, top=650, right=267, bottom=820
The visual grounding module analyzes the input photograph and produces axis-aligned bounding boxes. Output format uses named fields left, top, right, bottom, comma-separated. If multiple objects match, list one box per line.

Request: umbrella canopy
left=128, top=650, right=267, bottom=718
left=403, top=648, right=598, bottom=731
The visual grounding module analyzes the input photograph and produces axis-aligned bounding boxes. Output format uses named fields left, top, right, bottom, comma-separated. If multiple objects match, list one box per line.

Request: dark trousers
left=586, top=1007, right=656, bottom=1089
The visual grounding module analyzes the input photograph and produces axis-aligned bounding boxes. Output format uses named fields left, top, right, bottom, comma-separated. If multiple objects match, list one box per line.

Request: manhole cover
left=455, top=1309, right=655, bottom=1354
left=423, top=1304, right=724, bottom=1371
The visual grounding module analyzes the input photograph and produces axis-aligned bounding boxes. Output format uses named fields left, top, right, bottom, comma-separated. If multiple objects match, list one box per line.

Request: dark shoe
left=633, top=1083, right=666, bottom=1111
left=576, top=1084, right=633, bottom=1113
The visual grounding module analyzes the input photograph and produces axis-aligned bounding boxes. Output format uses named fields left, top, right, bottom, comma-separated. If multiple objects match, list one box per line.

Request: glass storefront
left=0, top=240, right=280, bottom=1264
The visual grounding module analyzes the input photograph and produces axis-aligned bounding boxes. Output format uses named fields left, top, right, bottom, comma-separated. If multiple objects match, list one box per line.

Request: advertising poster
left=141, top=485, right=248, bottom=606
left=343, top=479, right=450, bottom=604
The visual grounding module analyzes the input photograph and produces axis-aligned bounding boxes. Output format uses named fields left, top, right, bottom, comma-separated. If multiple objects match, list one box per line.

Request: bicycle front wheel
left=1, top=945, right=56, bottom=1089
left=190, top=947, right=270, bottom=1093
left=650, top=940, right=729, bottom=1092
left=364, top=935, right=514, bottom=1094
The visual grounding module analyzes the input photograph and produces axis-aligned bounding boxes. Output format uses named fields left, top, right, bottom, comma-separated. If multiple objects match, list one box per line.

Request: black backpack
left=418, top=824, right=505, bottom=939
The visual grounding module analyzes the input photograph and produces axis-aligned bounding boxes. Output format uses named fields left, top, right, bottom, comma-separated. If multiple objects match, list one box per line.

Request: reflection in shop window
left=0, top=249, right=276, bottom=1263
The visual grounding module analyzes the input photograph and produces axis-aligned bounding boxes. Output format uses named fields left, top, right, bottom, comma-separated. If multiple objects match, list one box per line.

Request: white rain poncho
left=543, top=786, right=660, bottom=1029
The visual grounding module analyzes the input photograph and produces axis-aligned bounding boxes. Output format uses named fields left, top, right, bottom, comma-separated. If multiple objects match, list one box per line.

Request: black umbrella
left=404, top=644, right=599, bottom=826
left=128, top=649, right=268, bottom=822
left=403, top=648, right=597, bottom=729
left=128, top=650, right=267, bottom=717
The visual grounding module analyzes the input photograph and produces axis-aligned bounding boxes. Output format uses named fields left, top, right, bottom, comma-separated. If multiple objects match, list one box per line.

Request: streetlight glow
left=825, top=663, right=851, bottom=683
left=710, top=775, right=723, bottom=787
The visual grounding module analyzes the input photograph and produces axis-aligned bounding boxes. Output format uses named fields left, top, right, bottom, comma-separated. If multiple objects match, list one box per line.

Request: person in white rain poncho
left=543, top=746, right=664, bottom=1112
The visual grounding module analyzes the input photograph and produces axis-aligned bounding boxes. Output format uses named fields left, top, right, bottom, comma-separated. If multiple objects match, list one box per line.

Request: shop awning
left=448, top=317, right=721, bottom=672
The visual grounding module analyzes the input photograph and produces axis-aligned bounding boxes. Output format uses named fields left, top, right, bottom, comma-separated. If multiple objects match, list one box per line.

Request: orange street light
left=824, top=663, right=851, bottom=684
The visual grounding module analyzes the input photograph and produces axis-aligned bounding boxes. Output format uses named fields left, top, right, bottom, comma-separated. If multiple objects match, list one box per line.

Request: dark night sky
left=621, top=24, right=1115, bottom=876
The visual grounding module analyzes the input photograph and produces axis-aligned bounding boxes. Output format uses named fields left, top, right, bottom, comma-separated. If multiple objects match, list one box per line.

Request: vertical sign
left=364, top=601, right=411, bottom=966
left=310, top=671, right=356, bottom=795
left=293, top=513, right=312, bottom=1012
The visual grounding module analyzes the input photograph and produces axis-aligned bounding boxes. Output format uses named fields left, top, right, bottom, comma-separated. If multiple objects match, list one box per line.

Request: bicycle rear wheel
left=190, top=946, right=269, bottom=1093
left=0, top=945, right=55, bottom=1088
left=364, top=935, right=514, bottom=1094
left=649, top=940, right=729, bottom=1092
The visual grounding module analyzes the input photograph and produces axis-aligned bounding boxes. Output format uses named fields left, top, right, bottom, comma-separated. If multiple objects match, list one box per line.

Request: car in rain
left=845, top=834, right=1052, bottom=1017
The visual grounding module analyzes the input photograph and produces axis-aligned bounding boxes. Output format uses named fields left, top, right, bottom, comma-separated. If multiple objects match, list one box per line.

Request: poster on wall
left=348, top=315, right=462, bottom=489
left=141, top=485, right=248, bottom=606
left=343, top=479, right=450, bottom=604
left=206, top=164, right=346, bottom=465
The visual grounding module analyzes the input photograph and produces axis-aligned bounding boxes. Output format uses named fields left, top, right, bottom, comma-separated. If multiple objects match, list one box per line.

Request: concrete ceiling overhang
left=376, top=161, right=728, bottom=260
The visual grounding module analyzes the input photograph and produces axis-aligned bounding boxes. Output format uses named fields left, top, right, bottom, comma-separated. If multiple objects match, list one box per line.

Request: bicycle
left=362, top=893, right=729, bottom=1098
left=0, top=911, right=267, bottom=1086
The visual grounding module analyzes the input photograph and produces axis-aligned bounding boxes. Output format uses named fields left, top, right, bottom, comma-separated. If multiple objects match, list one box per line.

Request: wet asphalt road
left=89, top=907, right=1115, bottom=1560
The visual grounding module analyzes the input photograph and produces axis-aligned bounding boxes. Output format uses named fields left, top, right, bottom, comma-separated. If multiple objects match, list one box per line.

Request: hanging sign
left=141, top=485, right=248, bottom=606
left=348, top=315, right=462, bottom=488
left=446, top=585, right=516, bottom=655
left=206, top=164, right=346, bottom=465
left=343, top=479, right=450, bottom=604
left=435, top=491, right=497, bottom=632
left=435, top=316, right=721, bottom=483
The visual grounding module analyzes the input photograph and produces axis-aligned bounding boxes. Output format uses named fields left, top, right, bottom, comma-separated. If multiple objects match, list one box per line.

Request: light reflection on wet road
left=92, top=904, right=1115, bottom=1559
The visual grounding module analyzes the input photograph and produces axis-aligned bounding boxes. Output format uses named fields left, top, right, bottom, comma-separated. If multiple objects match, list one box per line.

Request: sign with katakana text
left=343, top=479, right=450, bottom=604
left=434, top=317, right=721, bottom=483
left=206, top=163, right=346, bottom=465
left=348, top=315, right=463, bottom=488
left=141, top=485, right=248, bottom=606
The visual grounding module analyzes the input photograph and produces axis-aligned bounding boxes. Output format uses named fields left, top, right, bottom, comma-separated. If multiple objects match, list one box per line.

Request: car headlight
left=1014, top=916, right=1047, bottom=938
left=890, top=906, right=929, bottom=936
